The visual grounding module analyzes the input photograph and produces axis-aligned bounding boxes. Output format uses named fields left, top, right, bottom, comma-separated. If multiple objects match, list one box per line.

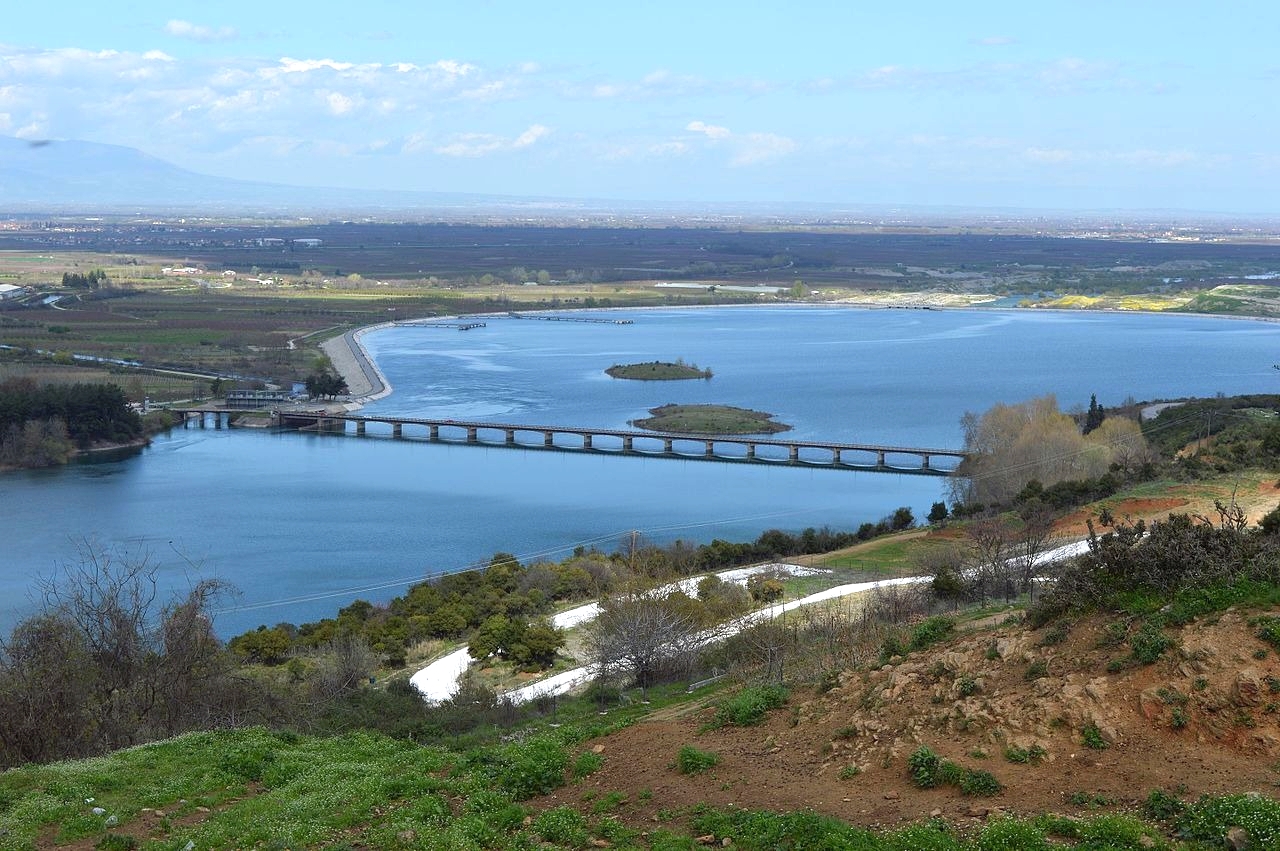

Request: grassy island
left=632, top=403, right=791, bottom=434
left=606, top=360, right=713, bottom=380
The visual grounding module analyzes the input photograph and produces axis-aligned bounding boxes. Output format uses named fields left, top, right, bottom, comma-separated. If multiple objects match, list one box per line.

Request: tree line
left=229, top=512, right=916, bottom=670
left=61, top=269, right=108, bottom=289
left=0, top=379, right=142, bottom=467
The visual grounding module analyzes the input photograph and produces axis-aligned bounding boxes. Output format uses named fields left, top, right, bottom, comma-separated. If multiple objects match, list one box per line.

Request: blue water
left=4, top=306, right=1276, bottom=637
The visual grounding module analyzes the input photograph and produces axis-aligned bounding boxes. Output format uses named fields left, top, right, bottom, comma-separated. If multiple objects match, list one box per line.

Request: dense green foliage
left=61, top=269, right=108, bottom=289
left=0, top=378, right=141, bottom=466
left=605, top=360, right=713, bottom=380
left=231, top=516, right=916, bottom=665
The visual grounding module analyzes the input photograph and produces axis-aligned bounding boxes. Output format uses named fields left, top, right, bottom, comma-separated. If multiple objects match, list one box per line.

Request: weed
left=1081, top=724, right=1110, bottom=750
left=985, top=640, right=1000, bottom=661
left=1193, top=677, right=1209, bottom=691
left=675, top=746, right=719, bottom=775
left=1256, top=649, right=1270, bottom=660
left=910, top=616, right=956, bottom=651
left=1098, top=621, right=1128, bottom=648
left=534, top=805, right=589, bottom=847
left=1024, top=660, right=1049, bottom=681
left=1038, top=622, right=1070, bottom=646
left=1254, top=615, right=1280, bottom=651
left=1267, top=675, right=1280, bottom=694
left=1068, top=791, right=1115, bottom=808
left=814, top=671, right=840, bottom=694
left=95, top=836, right=138, bottom=851
left=833, top=726, right=857, bottom=740
left=959, top=768, right=1003, bottom=797
left=1157, top=686, right=1189, bottom=706
left=1171, top=707, right=1189, bottom=729
left=928, top=660, right=951, bottom=680
left=838, top=765, right=861, bottom=780
left=1004, top=744, right=1048, bottom=765
left=1129, top=622, right=1173, bottom=665
left=1178, top=793, right=1280, bottom=849
left=572, top=750, right=604, bottom=779
left=1235, top=710, right=1257, bottom=729
left=1144, top=789, right=1185, bottom=821
left=637, top=788, right=653, bottom=802
left=1105, top=658, right=1126, bottom=674
left=969, top=747, right=990, bottom=759
left=714, top=684, right=789, bottom=727
left=591, top=791, right=626, bottom=814
left=957, top=676, right=979, bottom=697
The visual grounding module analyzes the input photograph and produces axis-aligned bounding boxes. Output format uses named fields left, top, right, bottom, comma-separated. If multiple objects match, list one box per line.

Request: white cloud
left=434, top=124, right=550, bottom=157
left=276, top=57, right=356, bottom=75
left=686, top=120, right=730, bottom=140
left=164, top=20, right=237, bottom=43
left=513, top=124, right=549, bottom=148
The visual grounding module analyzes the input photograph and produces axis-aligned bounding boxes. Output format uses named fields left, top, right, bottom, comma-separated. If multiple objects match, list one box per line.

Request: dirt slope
left=548, top=609, right=1280, bottom=830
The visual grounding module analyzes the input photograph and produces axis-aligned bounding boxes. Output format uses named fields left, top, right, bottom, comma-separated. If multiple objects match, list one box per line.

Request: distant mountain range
left=0, top=136, right=600, bottom=215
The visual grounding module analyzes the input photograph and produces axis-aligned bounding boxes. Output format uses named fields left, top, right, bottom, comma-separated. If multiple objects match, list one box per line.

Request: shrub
left=908, top=746, right=944, bottom=788
left=957, top=676, right=979, bottom=697
left=1255, top=616, right=1280, bottom=651
left=1038, top=622, right=1070, bottom=647
left=1024, top=660, right=1049, bottom=681
left=715, top=684, right=789, bottom=727
left=676, top=746, right=719, bottom=775
left=959, top=768, right=1003, bottom=797
left=838, top=764, right=861, bottom=780
left=910, top=616, right=956, bottom=651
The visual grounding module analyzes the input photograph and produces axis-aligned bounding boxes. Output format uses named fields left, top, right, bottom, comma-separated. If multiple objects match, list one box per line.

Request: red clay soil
left=540, top=610, right=1280, bottom=833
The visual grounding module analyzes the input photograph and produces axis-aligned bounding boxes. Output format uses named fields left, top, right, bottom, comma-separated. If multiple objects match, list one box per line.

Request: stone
left=91, top=807, right=106, bottom=816
left=1226, top=825, right=1251, bottom=850
left=1231, top=669, right=1265, bottom=707
left=590, top=840, right=612, bottom=848
left=397, top=831, right=417, bottom=843
left=592, top=744, right=606, bottom=754
left=884, top=791, right=900, bottom=800
left=695, top=835, right=717, bottom=845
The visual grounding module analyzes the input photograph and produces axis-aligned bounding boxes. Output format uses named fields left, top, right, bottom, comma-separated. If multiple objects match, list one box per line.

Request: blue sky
left=3, top=1, right=1278, bottom=213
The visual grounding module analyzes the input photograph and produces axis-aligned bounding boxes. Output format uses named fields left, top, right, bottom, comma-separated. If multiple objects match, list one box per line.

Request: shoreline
left=320, top=323, right=397, bottom=410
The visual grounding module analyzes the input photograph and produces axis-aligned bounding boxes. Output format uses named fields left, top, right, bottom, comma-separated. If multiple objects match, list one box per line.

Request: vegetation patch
left=632, top=403, right=791, bottom=435
left=606, top=359, right=712, bottom=380
left=908, top=745, right=1003, bottom=797
left=675, top=745, right=720, bottom=775
left=712, top=683, right=790, bottom=727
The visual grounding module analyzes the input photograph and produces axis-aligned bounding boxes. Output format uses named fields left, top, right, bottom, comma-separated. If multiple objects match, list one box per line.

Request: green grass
left=605, top=361, right=712, bottom=380
left=632, top=404, right=791, bottom=435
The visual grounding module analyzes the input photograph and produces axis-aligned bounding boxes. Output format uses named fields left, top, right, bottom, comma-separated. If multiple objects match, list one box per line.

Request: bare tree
left=966, top=516, right=1015, bottom=604
left=1014, top=505, right=1058, bottom=602
left=584, top=587, right=701, bottom=696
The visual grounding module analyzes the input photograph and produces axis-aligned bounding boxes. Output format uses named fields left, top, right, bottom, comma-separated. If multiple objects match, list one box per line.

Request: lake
left=6, top=306, right=1276, bottom=637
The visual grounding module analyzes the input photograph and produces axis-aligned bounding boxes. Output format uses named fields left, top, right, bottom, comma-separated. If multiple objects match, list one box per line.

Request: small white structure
left=0, top=283, right=25, bottom=300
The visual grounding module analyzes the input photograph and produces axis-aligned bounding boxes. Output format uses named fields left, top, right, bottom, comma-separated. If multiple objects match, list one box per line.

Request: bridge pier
left=704, top=440, right=715, bottom=457
left=214, top=413, right=222, bottom=429
left=832, top=448, right=841, bottom=464
left=663, top=438, right=673, bottom=454
left=544, top=431, right=554, bottom=446
left=921, top=454, right=930, bottom=469
left=505, top=429, right=515, bottom=445
left=583, top=434, right=593, bottom=449
left=622, top=436, right=633, bottom=452
left=392, top=423, right=402, bottom=438
left=788, top=445, right=798, bottom=462
left=430, top=425, right=439, bottom=440
left=746, top=443, right=755, bottom=459
left=356, top=421, right=365, bottom=436
left=876, top=450, right=886, bottom=466
left=467, top=427, right=478, bottom=443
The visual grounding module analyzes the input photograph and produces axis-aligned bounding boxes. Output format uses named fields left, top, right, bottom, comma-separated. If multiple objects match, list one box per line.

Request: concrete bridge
left=183, top=410, right=965, bottom=475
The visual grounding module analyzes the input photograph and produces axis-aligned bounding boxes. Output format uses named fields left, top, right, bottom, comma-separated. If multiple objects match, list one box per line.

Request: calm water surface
left=5, top=306, right=1276, bottom=636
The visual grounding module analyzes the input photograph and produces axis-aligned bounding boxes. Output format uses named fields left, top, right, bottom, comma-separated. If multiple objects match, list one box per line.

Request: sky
left=2, top=1, right=1278, bottom=214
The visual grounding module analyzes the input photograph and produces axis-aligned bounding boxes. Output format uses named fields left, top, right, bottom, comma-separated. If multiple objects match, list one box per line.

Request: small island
left=632, top=403, right=792, bottom=435
left=606, top=360, right=713, bottom=380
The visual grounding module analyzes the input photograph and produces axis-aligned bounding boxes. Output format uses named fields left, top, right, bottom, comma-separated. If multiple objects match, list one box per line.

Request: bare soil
left=543, top=609, right=1280, bottom=832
